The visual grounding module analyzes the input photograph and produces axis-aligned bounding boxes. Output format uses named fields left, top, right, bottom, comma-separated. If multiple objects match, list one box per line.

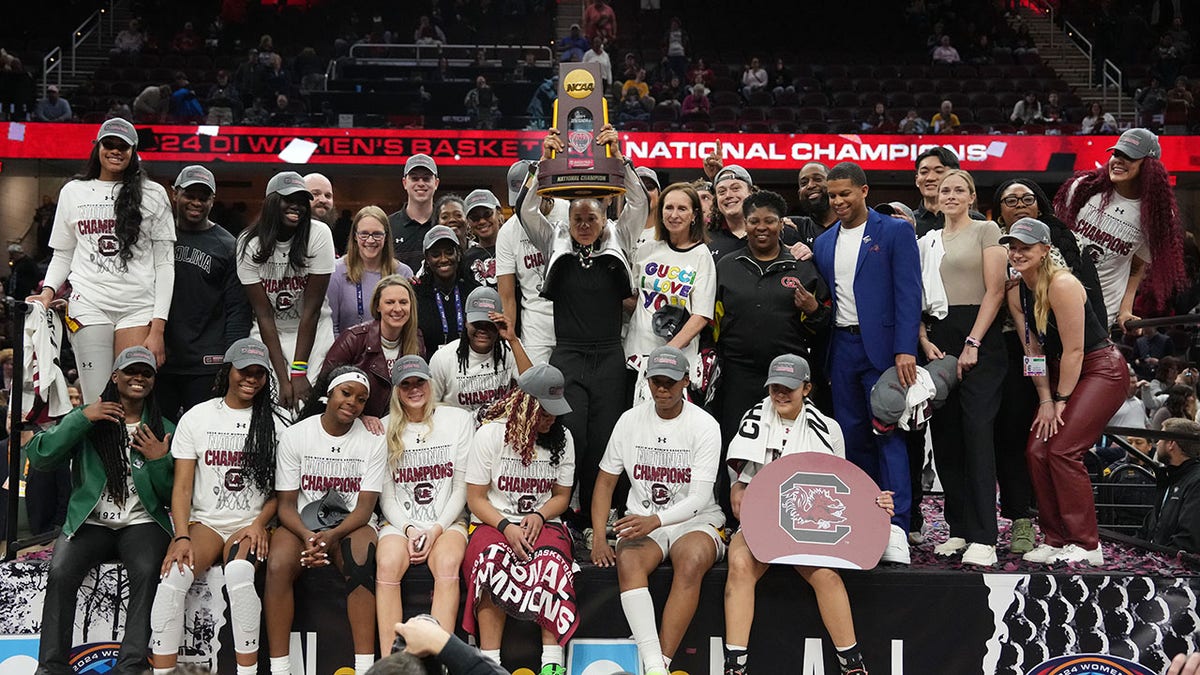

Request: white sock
left=542, top=644, right=564, bottom=666
left=663, top=654, right=672, bottom=668
left=270, top=656, right=290, bottom=674
left=355, top=653, right=375, bottom=674
left=482, top=648, right=501, bottom=664
left=620, top=587, right=665, bottom=672
left=237, top=665, right=257, bottom=675
left=152, top=669, right=172, bottom=675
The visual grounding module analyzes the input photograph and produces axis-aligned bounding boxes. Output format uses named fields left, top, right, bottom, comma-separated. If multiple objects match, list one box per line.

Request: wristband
left=964, top=336, right=982, bottom=348
left=289, top=371, right=308, bottom=379
left=174, top=536, right=191, bottom=542
left=530, top=511, right=546, bottom=524
left=1039, top=399, right=1054, bottom=406
left=497, top=519, right=513, bottom=534
left=1052, top=391, right=1072, bottom=402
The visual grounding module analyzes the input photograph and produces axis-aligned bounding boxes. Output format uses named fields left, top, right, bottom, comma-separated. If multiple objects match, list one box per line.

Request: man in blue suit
left=813, top=162, right=922, bottom=565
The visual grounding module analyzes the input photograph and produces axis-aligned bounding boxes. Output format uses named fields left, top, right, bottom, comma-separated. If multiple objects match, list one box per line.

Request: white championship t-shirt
left=87, top=423, right=155, bottom=529
left=599, top=400, right=721, bottom=517
left=172, top=398, right=284, bottom=535
left=50, top=179, right=175, bottom=314
left=379, top=405, right=474, bottom=532
left=429, top=339, right=517, bottom=420
left=466, top=419, right=575, bottom=523
left=1066, top=179, right=1149, bottom=326
left=495, top=209, right=564, bottom=352
left=833, top=221, right=866, bottom=327
left=625, top=238, right=716, bottom=370
left=275, top=415, right=387, bottom=515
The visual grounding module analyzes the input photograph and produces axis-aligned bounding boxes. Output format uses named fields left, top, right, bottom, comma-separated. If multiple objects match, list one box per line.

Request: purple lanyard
left=434, top=285, right=464, bottom=341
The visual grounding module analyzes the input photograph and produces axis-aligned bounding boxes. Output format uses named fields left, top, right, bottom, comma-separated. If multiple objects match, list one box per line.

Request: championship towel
left=462, top=522, right=579, bottom=645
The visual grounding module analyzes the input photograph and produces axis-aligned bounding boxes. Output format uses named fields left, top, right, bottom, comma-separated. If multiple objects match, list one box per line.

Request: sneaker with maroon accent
left=841, top=666, right=869, bottom=675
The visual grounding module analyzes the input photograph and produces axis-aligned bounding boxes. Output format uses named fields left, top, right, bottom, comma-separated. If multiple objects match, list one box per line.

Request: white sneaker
left=1048, top=543, right=1103, bottom=566
left=933, top=537, right=967, bottom=556
left=908, top=520, right=928, bottom=545
left=961, top=543, right=997, bottom=567
left=1022, top=543, right=1062, bottom=563
left=644, top=668, right=671, bottom=675
left=880, top=524, right=911, bottom=565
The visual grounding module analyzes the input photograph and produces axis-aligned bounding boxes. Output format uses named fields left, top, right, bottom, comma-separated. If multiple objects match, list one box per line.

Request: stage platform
left=0, top=498, right=1196, bottom=675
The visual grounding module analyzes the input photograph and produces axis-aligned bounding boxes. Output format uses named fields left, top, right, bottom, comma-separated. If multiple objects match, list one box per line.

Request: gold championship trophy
left=536, top=62, right=627, bottom=198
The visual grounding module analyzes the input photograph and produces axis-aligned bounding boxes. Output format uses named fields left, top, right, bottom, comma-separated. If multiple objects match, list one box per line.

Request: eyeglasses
left=356, top=232, right=386, bottom=241
left=100, top=138, right=132, bottom=152
left=1000, top=194, right=1037, bottom=208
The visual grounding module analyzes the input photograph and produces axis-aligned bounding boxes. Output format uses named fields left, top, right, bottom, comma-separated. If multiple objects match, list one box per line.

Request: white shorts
left=189, top=519, right=254, bottom=543
left=378, top=519, right=469, bottom=542
left=637, top=506, right=727, bottom=561
left=67, top=290, right=154, bottom=330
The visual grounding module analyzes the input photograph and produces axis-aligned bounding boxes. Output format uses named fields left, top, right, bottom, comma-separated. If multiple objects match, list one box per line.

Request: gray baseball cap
left=300, top=490, right=350, bottom=532
left=391, top=355, right=432, bottom=385
left=764, top=354, right=811, bottom=390
left=999, top=217, right=1052, bottom=246
left=422, top=224, right=459, bottom=251
left=644, top=345, right=688, bottom=381
left=404, top=153, right=439, bottom=176
left=635, top=166, right=661, bottom=190
left=518, top=363, right=572, bottom=416
left=714, top=164, right=752, bottom=187
left=875, top=202, right=915, bottom=223
left=224, top=337, right=271, bottom=370
left=1107, top=127, right=1161, bottom=160
left=96, top=118, right=138, bottom=147
left=464, top=189, right=501, bottom=216
left=174, top=165, right=216, bottom=192
left=113, top=346, right=156, bottom=373
left=508, top=159, right=535, bottom=205
left=465, top=286, right=502, bottom=324
left=266, top=171, right=311, bottom=198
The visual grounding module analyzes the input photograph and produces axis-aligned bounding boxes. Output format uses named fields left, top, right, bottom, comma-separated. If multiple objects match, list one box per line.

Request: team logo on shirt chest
left=224, top=467, right=246, bottom=492
left=97, top=234, right=120, bottom=257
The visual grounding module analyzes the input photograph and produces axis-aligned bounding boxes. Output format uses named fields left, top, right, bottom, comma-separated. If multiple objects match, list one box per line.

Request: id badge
left=1023, top=355, right=1047, bottom=377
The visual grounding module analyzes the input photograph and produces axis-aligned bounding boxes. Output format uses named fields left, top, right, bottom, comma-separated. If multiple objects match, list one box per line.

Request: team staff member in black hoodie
left=1141, top=419, right=1200, bottom=554
left=158, top=165, right=252, bottom=421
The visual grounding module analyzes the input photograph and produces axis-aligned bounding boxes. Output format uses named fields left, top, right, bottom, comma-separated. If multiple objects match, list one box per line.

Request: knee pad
left=224, top=559, right=262, bottom=655
left=149, top=565, right=193, bottom=655
left=340, top=539, right=376, bottom=596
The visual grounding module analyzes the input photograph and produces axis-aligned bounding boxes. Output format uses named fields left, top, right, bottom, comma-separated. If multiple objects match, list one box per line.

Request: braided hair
left=76, top=143, right=145, bottom=264
left=455, top=325, right=508, bottom=375
left=479, top=388, right=567, bottom=467
left=212, top=364, right=279, bottom=493
left=88, top=378, right=166, bottom=507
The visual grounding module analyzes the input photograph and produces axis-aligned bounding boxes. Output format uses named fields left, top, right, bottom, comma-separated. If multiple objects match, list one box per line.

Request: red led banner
left=2, top=122, right=1199, bottom=173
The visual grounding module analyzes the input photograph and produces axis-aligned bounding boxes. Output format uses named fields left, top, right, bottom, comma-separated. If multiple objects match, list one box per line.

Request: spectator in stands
left=618, top=89, right=651, bottom=125
left=463, top=365, right=576, bottom=675
left=1167, top=76, right=1195, bottom=114
left=514, top=51, right=547, bottom=83
left=242, top=97, right=271, bottom=126
left=32, top=84, right=72, bottom=122
left=5, top=242, right=37, bottom=300
left=898, top=108, right=928, bottom=134
left=414, top=15, right=447, bottom=44
left=1041, top=91, right=1067, bottom=124
left=258, top=53, right=292, bottom=101
left=1011, top=91, right=1043, bottom=126
left=236, top=172, right=336, bottom=411
left=681, top=83, right=709, bottom=117
left=723, top=354, right=891, bottom=675
left=965, top=33, right=994, bottom=65
left=1079, top=102, right=1118, bottom=134
left=293, top=47, right=325, bottom=90
left=375, top=355, right=475, bottom=648
left=267, top=93, right=300, bottom=126
left=741, top=57, right=768, bottom=100
left=560, top=24, right=589, bottom=62
left=1141, top=418, right=1200, bottom=552
left=168, top=75, right=205, bottom=123
left=622, top=68, right=655, bottom=111
left=1054, top=128, right=1186, bottom=330
left=862, top=102, right=897, bottom=133
left=462, top=190, right=502, bottom=288
left=304, top=173, right=335, bottom=225
left=27, top=347, right=173, bottom=675
left=112, top=18, right=146, bottom=54
left=1152, top=385, right=1198, bottom=430
left=436, top=194, right=471, bottom=249
left=205, top=70, right=242, bottom=125
left=1136, top=77, right=1169, bottom=123
left=149, top=338, right=279, bottom=675
left=1135, top=328, right=1175, bottom=380
left=1004, top=217, right=1129, bottom=566
left=1109, top=365, right=1151, bottom=429
left=233, top=49, right=260, bottom=108
left=932, top=35, right=962, bottom=64
left=389, top=154, right=441, bottom=272
left=654, top=75, right=684, bottom=115
left=1012, top=22, right=1038, bottom=56
left=328, top=206, right=412, bottom=336
left=106, top=99, right=133, bottom=122
left=1153, top=34, right=1184, bottom=86
left=687, top=57, right=714, bottom=88
left=1147, top=356, right=1186, bottom=409
left=464, top=76, right=500, bottom=130
left=583, top=37, right=613, bottom=90
left=584, top=0, right=618, bottom=44
left=264, top=366, right=385, bottom=675
left=133, top=84, right=172, bottom=122
left=931, top=99, right=960, bottom=134
left=257, top=34, right=276, bottom=67
left=768, top=58, right=795, bottom=100
left=921, top=170, right=1007, bottom=567
left=414, top=224, right=479, bottom=357
left=663, top=17, right=690, bottom=81
left=519, top=125, right=646, bottom=530
left=322, top=274, right=423, bottom=420
left=159, top=165, right=252, bottom=421
left=813, top=162, right=921, bottom=565
left=590, top=345, right=723, bottom=675
left=171, top=21, right=201, bottom=53
left=30, top=118, right=175, bottom=401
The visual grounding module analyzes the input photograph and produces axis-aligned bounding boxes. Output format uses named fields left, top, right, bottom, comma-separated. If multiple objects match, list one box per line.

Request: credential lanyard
left=434, top=285, right=464, bottom=340
left=1019, top=284, right=1045, bottom=347
left=355, top=281, right=365, bottom=322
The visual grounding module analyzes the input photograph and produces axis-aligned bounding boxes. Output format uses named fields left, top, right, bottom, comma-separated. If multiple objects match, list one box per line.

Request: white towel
left=918, top=231, right=949, bottom=320
left=899, top=367, right=938, bottom=431
left=22, top=303, right=72, bottom=420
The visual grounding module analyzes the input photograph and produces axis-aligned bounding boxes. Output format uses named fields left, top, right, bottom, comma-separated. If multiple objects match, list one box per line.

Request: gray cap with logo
left=113, top=345, right=157, bottom=373
left=96, top=118, right=138, bottom=147
left=422, top=224, right=459, bottom=251
left=518, top=363, right=572, bottom=416
left=266, top=171, right=311, bottom=198
left=174, top=165, right=216, bottom=192
left=644, top=345, right=689, bottom=381
left=404, top=153, right=439, bottom=176
left=224, top=337, right=271, bottom=370
left=465, top=286, right=502, bottom=324
left=391, top=355, right=432, bottom=385
left=464, top=189, right=501, bottom=215
left=1107, top=127, right=1161, bottom=160
left=764, top=354, right=811, bottom=390
left=999, top=217, right=1052, bottom=246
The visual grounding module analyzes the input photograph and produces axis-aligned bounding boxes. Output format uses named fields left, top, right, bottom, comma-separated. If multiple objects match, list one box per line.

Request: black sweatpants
left=993, top=329, right=1036, bottom=520
left=155, top=370, right=220, bottom=424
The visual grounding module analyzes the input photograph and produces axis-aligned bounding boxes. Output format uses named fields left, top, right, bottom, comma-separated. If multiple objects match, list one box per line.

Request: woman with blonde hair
left=328, top=205, right=413, bottom=336
left=321, top=274, right=424, bottom=419
left=375, top=354, right=474, bottom=649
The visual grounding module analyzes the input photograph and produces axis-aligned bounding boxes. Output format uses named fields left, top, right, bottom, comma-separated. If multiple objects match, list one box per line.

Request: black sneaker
left=724, top=661, right=748, bottom=675
left=841, top=665, right=869, bottom=675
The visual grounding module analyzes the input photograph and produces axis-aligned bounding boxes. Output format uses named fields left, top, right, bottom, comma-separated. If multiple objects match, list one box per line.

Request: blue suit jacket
left=813, top=208, right=922, bottom=372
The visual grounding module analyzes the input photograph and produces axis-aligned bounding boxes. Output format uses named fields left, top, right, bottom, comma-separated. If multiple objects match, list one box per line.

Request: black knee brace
left=226, top=540, right=260, bottom=567
left=340, top=539, right=376, bottom=595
